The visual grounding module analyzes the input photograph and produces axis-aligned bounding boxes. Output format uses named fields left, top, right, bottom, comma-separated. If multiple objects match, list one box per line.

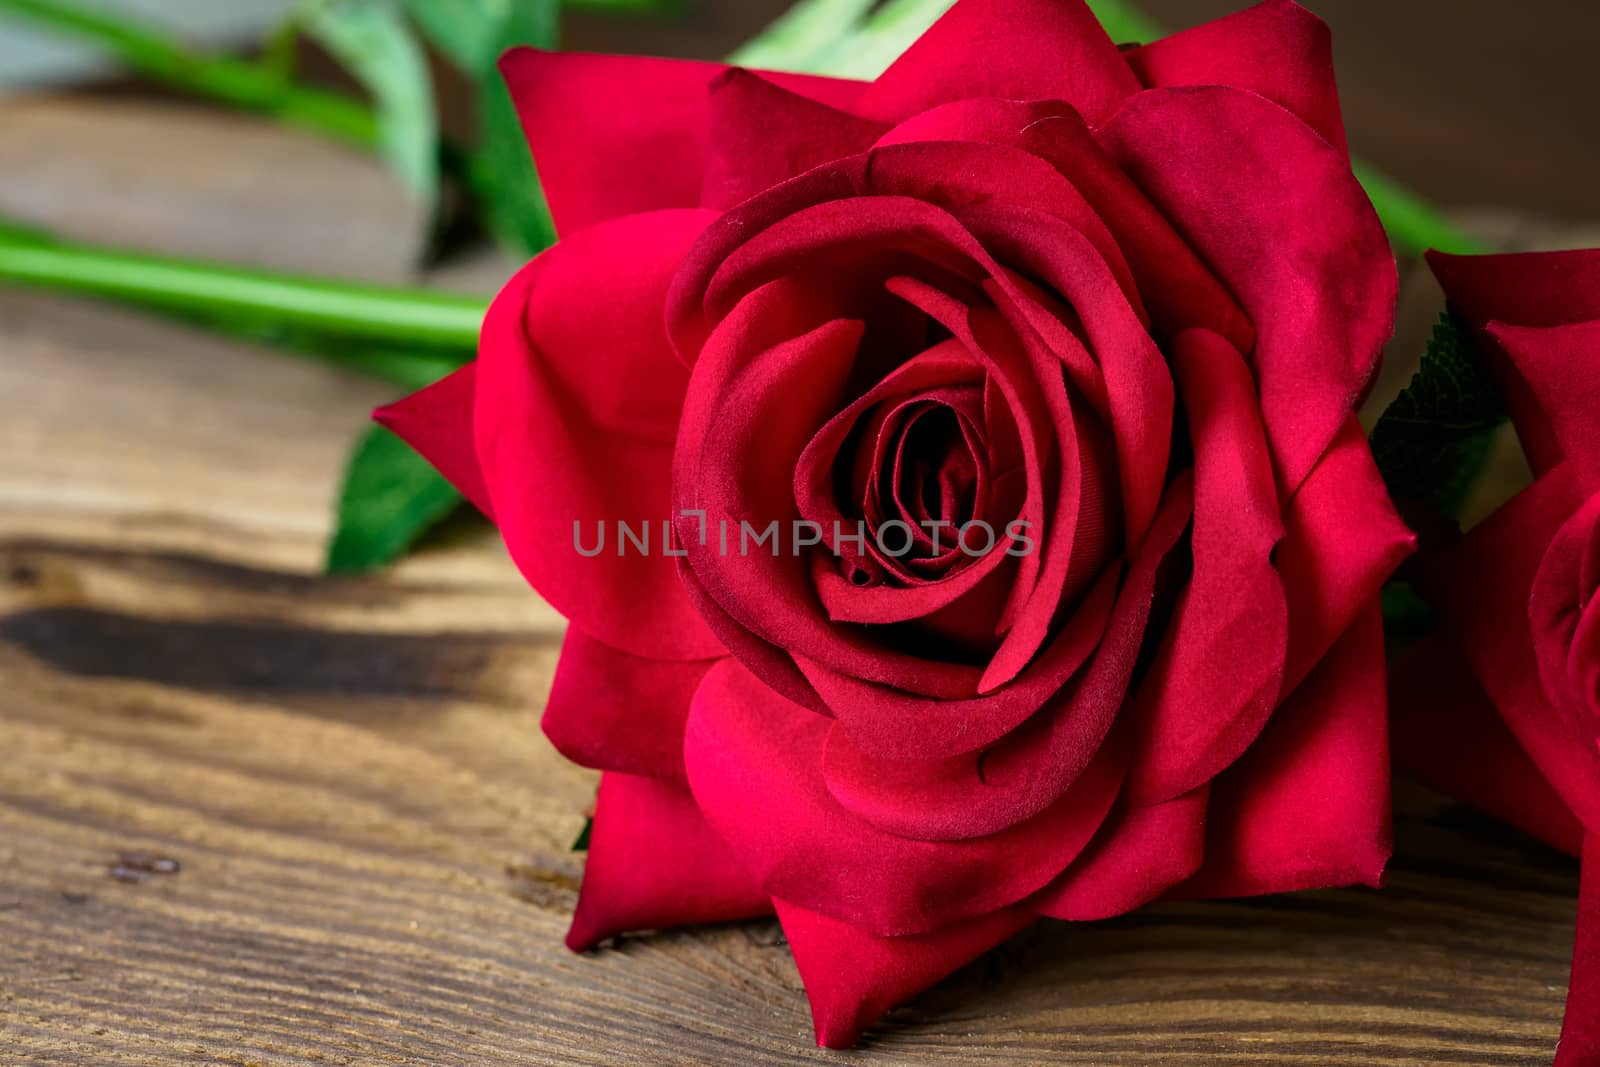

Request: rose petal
left=1389, top=633, right=1584, bottom=857
left=1558, top=840, right=1600, bottom=1067
left=1418, top=466, right=1600, bottom=830
left=1427, top=248, right=1600, bottom=330
left=1529, top=494, right=1600, bottom=734
left=1427, top=248, right=1600, bottom=475
left=702, top=70, right=887, bottom=211
left=1127, top=0, right=1348, bottom=156
left=373, top=363, right=493, bottom=519
left=1276, top=417, right=1416, bottom=694
left=1124, top=328, right=1287, bottom=806
left=501, top=49, right=865, bottom=236
left=1489, top=321, right=1600, bottom=494
left=858, top=0, right=1140, bottom=127
left=817, top=478, right=1194, bottom=840
left=813, top=567, right=1118, bottom=790
left=1007, top=108, right=1255, bottom=351
left=1036, top=787, right=1209, bottom=921
left=685, top=658, right=1125, bottom=935
left=476, top=208, right=725, bottom=661
left=1102, top=85, right=1396, bottom=493
left=774, top=897, right=1035, bottom=1049
left=544, top=626, right=725, bottom=781
left=1172, top=606, right=1391, bottom=899
left=566, top=772, right=772, bottom=951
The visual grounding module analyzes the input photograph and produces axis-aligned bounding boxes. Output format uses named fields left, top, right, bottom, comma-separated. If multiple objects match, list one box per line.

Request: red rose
left=381, top=0, right=1412, bottom=1046
left=1392, top=248, right=1600, bottom=1066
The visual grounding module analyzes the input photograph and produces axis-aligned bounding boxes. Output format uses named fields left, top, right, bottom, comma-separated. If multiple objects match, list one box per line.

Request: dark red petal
left=373, top=363, right=493, bottom=518
left=1276, top=417, right=1416, bottom=693
left=500, top=49, right=865, bottom=236
left=684, top=659, right=1124, bottom=935
left=543, top=626, right=725, bottom=781
left=475, top=208, right=725, bottom=661
left=1125, top=329, right=1287, bottom=805
left=1036, top=788, right=1209, bottom=921
left=774, top=898, right=1035, bottom=1049
left=1489, top=321, right=1600, bottom=494
left=1558, top=840, right=1600, bottom=1067
left=702, top=70, right=887, bottom=211
left=1530, top=494, right=1600, bottom=732
left=1427, top=248, right=1600, bottom=475
left=566, top=772, right=772, bottom=951
left=1102, top=85, right=1395, bottom=493
left=858, top=0, right=1140, bottom=127
left=1427, top=248, right=1600, bottom=330
left=1005, top=107, right=1254, bottom=351
left=1418, top=467, right=1600, bottom=829
left=1172, top=606, right=1392, bottom=899
left=1127, top=0, right=1348, bottom=156
left=818, top=479, right=1194, bottom=840
left=1390, top=633, right=1584, bottom=857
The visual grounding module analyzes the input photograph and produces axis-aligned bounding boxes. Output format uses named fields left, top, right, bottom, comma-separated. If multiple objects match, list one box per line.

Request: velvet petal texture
left=1390, top=634, right=1585, bottom=857
left=1127, top=0, right=1349, bottom=157
left=501, top=49, right=865, bottom=236
left=1124, top=328, right=1287, bottom=805
left=1559, top=837, right=1600, bottom=1067
left=1417, top=468, right=1600, bottom=831
left=1426, top=248, right=1600, bottom=475
left=685, top=658, right=1126, bottom=936
left=1101, top=84, right=1395, bottom=493
left=474, top=208, right=726, bottom=662
left=858, top=0, right=1140, bottom=127
left=543, top=626, right=724, bottom=782
left=775, top=898, right=1035, bottom=1050
left=1490, top=321, right=1600, bottom=493
left=1175, top=607, right=1392, bottom=899
left=701, top=70, right=887, bottom=211
left=567, top=772, right=772, bottom=952
left=373, top=363, right=493, bottom=519
left=1037, top=788, right=1209, bottom=920
left=1276, top=418, right=1416, bottom=693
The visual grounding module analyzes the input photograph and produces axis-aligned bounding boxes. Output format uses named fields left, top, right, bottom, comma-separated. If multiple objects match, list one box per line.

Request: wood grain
left=0, top=94, right=1588, bottom=1065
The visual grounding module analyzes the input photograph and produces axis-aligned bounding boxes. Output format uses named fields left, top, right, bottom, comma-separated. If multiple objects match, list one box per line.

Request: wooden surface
left=0, top=94, right=1593, bottom=1066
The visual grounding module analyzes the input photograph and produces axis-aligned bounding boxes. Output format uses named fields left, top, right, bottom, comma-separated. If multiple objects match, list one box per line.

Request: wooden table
left=0, top=94, right=1589, bottom=1066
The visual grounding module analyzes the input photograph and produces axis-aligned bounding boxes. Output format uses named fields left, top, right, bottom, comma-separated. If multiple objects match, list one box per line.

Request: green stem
left=0, top=233, right=486, bottom=350
left=0, top=0, right=378, bottom=148
left=1352, top=162, right=1488, bottom=257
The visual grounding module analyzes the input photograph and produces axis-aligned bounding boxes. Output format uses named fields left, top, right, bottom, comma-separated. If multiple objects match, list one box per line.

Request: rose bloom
left=382, top=0, right=1413, bottom=1046
left=1392, top=248, right=1600, bottom=1066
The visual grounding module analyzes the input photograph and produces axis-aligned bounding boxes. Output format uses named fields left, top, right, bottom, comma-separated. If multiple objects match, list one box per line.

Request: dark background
left=564, top=0, right=1599, bottom=221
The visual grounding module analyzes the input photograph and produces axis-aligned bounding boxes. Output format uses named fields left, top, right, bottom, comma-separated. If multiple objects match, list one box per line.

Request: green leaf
left=571, top=817, right=592, bottom=852
left=727, top=0, right=876, bottom=70
left=302, top=0, right=441, bottom=206
left=397, top=0, right=557, bottom=257
left=327, top=424, right=465, bottom=574
left=1380, top=581, right=1436, bottom=646
left=399, top=0, right=499, bottom=71
left=1084, top=0, right=1163, bottom=44
left=471, top=1, right=561, bottom=258
left=804, top=0, right=952, bottom=79
left=1370, top=310, right=1508, bottom=519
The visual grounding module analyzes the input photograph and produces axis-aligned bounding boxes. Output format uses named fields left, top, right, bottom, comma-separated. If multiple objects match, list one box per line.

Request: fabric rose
left=379, top=0, right=1413, bottom=1046
left=1391, top=248, right=1600, bottom=1066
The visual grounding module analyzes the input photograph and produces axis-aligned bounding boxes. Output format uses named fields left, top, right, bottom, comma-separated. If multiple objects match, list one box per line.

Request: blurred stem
left=0, top=232, right=486, bottom=350
left=0, top=0, right=379, bottom=148
left=1353, top=162, right=1488, bottom=256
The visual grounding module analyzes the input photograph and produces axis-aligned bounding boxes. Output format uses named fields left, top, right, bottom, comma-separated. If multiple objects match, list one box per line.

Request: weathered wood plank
left=0, top=92, right=1587, bottom=1065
